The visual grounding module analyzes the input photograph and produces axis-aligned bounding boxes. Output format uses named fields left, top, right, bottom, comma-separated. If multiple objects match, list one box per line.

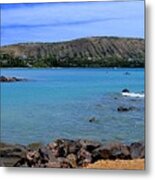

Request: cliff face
left=0, top=37, right=145, bottom=67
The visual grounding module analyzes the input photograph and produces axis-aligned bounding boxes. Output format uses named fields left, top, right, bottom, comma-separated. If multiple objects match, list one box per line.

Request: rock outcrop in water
left=122, top=89, right=130, bottom=93
left=0, top=36, right=144, bottom=67
left=0, top=76, right=26, bottom=82
left=117, top=106, right=136, bottom=112
left=0, top=139, right=145, bottom=168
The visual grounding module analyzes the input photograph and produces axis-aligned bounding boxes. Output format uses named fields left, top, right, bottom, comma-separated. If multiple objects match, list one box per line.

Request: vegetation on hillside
left=0, top=37, right=145, bottom=68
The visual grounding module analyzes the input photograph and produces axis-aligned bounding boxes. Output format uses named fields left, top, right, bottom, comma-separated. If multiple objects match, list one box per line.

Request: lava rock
left=0, top=143, right=27, bottom=167
left=122, top=88, right=130, bottom=93
left=92, top=146, right=111, bottom=161
left=92, top=142, right=131, bottom=161
left=0, top=76, right=26, bottom=82
left=1, top=139, right=145, bottom=167
left=117, top=106, right=135, bottom=112
left=67, top=153, right=77, bottom=168
left=130, top=142, right=145, bottom=159
left=78, top=139, right=101, bottom=152
left=77, top=148, right=92, bottom=166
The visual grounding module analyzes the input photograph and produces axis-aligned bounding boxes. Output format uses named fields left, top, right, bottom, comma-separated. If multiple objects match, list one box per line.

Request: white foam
left=122, top=92, right=144, bottom=98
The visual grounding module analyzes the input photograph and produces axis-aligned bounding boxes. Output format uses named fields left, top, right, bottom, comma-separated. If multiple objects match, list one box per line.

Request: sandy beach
left=86, top=159, right=144, bottom=170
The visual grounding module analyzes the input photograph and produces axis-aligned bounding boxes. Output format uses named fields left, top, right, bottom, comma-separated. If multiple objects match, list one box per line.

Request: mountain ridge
left=0, top=36, right=145, bottom=67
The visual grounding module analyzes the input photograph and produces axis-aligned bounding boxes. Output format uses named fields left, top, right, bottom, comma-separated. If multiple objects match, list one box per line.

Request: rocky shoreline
left=0, top=139, right=144, bottom=168
left=0, top=76, right=26, bottom=82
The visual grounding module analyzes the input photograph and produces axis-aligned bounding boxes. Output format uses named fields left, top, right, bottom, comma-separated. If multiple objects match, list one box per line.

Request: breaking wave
left=122, top=92, right=144, bottom=98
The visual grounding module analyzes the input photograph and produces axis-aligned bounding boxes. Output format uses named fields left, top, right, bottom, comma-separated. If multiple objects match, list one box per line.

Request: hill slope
left=0, top=37, right=145, bottom=67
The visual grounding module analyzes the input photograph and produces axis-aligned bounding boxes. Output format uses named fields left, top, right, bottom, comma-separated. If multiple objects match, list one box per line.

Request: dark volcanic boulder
left=0, top=76, right=26, bottom=82
left=25, top=150, right=40, bottom=167
left=78, top=139, right=101, bottom=152
left=92, top=146, right=111, bottom=161
left=45, top=148, right=58, bottom=162
left=130, top=142, right=145, bottom=159
left=48, top=139, right=81, bottom=157
left=38, top=148, right=49, bottom=163
left=68, top=141, right=81, bottom=154
left=77, top=148, right=92, bottom=166
left=1, top=139, right=145, bottom=167
left=122, top=88, right=130, bottom=93
left=67, top=153, right=77, bottom=168
left=92, top=142, right=131, bottom=162
left=0, top=142, right=27, bottom=167
left=0, top=143, right=26, bottom=158
left=14, top=148, right=49, bottom=167
left=48, top=139, right=67, bottom=157
left=117, top=106, right=136, bottom=112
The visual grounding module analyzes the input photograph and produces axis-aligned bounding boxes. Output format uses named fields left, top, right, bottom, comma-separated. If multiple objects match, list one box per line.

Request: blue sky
left=1, top=1, right=144, bottom=45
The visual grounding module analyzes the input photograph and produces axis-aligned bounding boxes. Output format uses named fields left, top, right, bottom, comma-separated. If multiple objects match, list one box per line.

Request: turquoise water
left=1, top=68, right=144, bottom=145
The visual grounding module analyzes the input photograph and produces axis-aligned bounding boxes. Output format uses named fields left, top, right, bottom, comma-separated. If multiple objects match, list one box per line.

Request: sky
left=1, top=1, right=144, bottom=45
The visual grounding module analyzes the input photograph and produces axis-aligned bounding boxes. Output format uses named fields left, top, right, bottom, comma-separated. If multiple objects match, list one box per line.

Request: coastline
left=0, top=138, right=145, bottom=169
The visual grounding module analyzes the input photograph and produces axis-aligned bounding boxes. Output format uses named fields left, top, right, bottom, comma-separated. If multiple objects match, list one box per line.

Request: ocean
left=1, top=68, right=144, bottom=145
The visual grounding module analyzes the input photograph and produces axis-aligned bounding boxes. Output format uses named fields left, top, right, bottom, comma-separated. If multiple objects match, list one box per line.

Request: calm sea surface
left=1, top=68, right=144, bottom=145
